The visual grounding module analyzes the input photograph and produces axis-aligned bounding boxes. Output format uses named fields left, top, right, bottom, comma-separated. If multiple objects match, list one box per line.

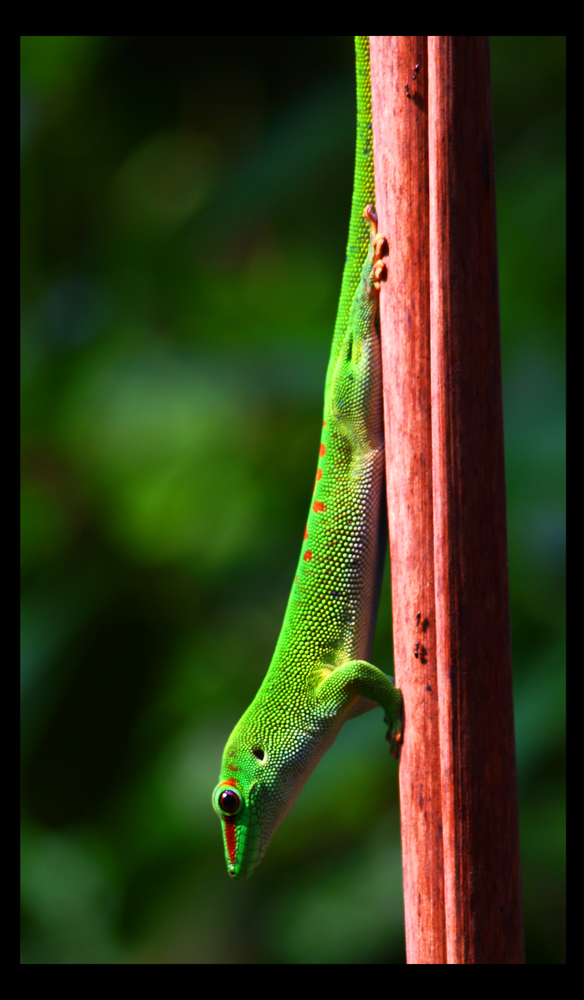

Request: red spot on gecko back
left=312, top=501, right=326, bottom=513
left=304, top=550, right=313, bottom=561
left=303, top=526, right=308, bottom=540
left=313, top=467, right=323, bottom=496
left=319, top=443, right=326, bottom=457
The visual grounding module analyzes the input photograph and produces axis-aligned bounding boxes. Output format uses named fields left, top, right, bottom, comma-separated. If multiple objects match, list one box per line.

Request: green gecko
left=212, top=36, right=403, bottom=880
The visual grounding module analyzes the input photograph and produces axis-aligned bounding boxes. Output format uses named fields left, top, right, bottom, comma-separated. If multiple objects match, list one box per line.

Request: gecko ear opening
left=252, top=746, right=265, bottom=762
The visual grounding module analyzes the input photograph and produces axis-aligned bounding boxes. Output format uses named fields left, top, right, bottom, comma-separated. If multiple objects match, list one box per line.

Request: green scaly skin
left=212, top=36, right=403, bottom=880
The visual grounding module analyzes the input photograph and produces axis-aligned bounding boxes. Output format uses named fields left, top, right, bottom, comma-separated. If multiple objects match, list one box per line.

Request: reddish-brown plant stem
left=370, top=35, right=524, bottom=964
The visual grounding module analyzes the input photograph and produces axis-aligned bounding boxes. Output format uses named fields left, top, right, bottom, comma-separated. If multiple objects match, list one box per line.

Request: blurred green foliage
left=21, top=36, right=565, bottom=964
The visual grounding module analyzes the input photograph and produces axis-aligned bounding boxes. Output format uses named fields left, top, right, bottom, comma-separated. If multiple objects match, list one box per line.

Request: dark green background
left=21, top=36, right=565, bottom=964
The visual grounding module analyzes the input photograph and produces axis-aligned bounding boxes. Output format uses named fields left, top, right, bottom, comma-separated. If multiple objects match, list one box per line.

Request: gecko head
left=212, top=720, right=311, bottom=880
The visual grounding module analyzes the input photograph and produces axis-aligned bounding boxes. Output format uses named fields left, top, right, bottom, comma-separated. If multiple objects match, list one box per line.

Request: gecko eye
left=212, top=782, right=244, bottom=818
left=252, top=747, right=265, bottom=761
left=216, top=787, right=242, bottom=816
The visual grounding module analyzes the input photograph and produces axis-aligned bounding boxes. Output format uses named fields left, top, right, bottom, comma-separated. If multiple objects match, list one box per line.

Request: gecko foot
left=363, top=205, right=388, bottom=290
